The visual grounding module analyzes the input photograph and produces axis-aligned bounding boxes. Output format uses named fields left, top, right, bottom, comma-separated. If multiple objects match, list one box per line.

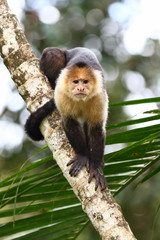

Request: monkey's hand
left=67, top=154, right=89, bottom=177
left=88, top=168, right=107, bottom=191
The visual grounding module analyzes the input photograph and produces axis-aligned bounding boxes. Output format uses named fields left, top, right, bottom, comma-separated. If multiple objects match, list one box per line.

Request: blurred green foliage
left=1, top=0, right=160, bottom=239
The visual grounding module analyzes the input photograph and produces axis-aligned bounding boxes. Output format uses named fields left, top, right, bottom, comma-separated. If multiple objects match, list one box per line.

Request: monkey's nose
left=78, top=87, right=85, bottom=91
left=77, top=82, right=85, bottom=91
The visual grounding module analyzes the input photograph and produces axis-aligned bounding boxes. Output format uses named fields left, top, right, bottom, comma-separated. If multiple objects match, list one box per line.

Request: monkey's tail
left=25, top=99, right=55, bottom=141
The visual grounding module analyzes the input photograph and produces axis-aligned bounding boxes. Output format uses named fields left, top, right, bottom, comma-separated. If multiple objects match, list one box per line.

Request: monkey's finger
left=95, top=173, right=102, bottom=191
left=70, top=167, right=79, bottom=176
left=95, top=179, right=99, bottom=191
left=88, top=172, right=94, bottom=184
left=73, top=161, right=86, bottom=176
left=69, top=162, right=80, bottom=176
left=86, top=161, right=90, bottom=172
left=67, top=157, right=77, bottom=166
left=100, top=176, right=107, bottom=191
left=69, top=166, right=76, bottom=176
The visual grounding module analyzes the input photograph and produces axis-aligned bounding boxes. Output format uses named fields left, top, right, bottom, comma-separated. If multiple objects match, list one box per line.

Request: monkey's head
left=56, top=63, right=104, bottom=101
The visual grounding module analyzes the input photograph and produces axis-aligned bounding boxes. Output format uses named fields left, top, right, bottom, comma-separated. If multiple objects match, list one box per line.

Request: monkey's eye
left=83, top=80, right=88, bottom=84
left=73, top=80, right=79, bottom=84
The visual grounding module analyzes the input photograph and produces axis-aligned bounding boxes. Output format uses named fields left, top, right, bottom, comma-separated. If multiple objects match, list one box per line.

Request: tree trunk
left=0, top=1, right=137, bottom=239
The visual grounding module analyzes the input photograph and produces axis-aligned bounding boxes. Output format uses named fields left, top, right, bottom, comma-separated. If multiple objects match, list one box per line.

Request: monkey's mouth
left=75, top=93, right=87, bottom=98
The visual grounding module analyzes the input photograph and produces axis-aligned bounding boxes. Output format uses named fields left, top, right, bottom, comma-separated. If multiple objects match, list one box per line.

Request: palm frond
left=0, top=97, right=160, bottom=239
left=0, top=155, right=87, bottom=240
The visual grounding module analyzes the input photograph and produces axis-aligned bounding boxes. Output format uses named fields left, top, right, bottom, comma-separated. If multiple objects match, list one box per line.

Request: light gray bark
left=0, top=1, right=137, bottom=239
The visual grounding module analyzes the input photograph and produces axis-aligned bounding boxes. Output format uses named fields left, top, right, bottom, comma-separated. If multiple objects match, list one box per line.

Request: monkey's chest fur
left=55, top=92, right=106, bottom=125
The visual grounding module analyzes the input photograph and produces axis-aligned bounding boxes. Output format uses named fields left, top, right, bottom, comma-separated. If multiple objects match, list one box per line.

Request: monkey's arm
left=25, top=99, right=55, bottom=141
left=88, top=124, right=107, bottom=191
left=63, top=118, right=89, bottom=176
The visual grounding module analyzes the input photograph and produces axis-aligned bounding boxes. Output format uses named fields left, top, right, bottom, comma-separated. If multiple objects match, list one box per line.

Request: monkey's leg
left=63, top=118, right=89, bottom=176
left=88, top=124, right=107, bottom=191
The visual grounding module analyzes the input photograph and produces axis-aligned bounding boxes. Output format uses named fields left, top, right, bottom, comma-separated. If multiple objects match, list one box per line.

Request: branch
left=0, top=1, right=137, bottom=239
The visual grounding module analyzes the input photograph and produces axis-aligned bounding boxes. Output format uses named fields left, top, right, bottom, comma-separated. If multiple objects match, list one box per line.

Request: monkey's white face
left=71, top=79, right=91, bottom=100
left=56, top=66, right=103, bottom=102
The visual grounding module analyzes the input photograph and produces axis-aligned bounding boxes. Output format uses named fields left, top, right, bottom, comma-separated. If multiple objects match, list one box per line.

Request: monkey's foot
left=88, top=168, right=107, bottom=191
left=67, top=154, right=89, bottom=177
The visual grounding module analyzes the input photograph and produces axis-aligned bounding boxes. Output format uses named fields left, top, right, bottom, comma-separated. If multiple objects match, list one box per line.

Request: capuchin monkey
left=25, top=47, right=109, bottom=191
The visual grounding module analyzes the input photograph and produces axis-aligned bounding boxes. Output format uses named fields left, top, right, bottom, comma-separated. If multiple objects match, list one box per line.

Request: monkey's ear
left=40, top=47, right=67, bottom=89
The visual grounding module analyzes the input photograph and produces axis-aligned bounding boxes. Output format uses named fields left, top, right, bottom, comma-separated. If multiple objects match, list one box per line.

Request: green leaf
left=109, top=97, right=160, bottom=107
left=138, top=165, right=160, bottom=184
left=1, top=97, right=160, bottom=239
